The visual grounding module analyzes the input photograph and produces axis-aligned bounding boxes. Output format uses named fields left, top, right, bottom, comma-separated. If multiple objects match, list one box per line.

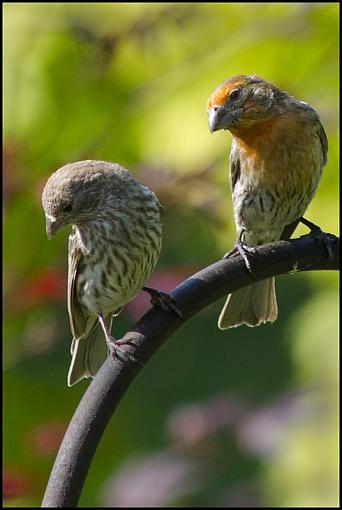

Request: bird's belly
left=232, top=176, right=319, bottom=245
left=77, top=243, right=160, bottom=316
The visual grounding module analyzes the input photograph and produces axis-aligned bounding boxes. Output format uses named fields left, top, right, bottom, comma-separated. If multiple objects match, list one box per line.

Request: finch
left=207, top=75, right=327, bottom=329
left=42, top=160, right=163, bottom=386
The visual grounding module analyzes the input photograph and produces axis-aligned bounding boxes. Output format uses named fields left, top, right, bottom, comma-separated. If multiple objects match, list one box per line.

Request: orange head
left=207, top=75, right=289, bottom=133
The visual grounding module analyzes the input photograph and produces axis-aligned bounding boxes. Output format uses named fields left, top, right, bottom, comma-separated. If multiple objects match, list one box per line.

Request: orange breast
left=231, top=112, right=320, bottom=189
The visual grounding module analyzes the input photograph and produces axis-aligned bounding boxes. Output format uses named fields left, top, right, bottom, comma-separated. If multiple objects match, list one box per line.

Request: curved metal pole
left=41, top=234, right=339, bottom=507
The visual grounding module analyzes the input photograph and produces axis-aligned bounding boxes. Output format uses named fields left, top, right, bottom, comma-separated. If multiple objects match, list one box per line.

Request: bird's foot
left=98, top=314, right=142, bottom=365
left=142, top=286, right=183, bottom=318
left=105, top=336, right=142, bottom=366
left=299, top=217, right=335, bottom=261
left=223, top=230, right=257, bottom=275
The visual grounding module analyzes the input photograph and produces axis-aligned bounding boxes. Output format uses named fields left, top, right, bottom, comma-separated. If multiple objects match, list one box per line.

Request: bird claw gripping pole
left=98, top=315, right=143, bottom=366
left=222, top=229, right=257, bottom=276
left=299, top=217, right=337, bottom=261
left=142, top=286, right=183, bottom=318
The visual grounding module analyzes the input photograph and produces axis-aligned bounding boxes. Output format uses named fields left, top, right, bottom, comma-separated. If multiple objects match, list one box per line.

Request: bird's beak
left=45, top=215, right=58, bottom=239
left=208, top=106, right=233, bottom=133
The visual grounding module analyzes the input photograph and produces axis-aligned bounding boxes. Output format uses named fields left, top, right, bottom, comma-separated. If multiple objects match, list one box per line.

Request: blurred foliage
left=3, top=3, right=339, bottom=507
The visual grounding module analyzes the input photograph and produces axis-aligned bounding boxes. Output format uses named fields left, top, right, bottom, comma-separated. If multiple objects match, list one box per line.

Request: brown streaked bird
left=207, top=75, right=327, bottom=329
left=42, top=160, right=169, bottom=386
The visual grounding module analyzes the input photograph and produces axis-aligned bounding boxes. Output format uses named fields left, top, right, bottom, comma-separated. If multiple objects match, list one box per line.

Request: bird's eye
left=62, top=203, right=73, bottom=213
left=229, top=89, right=241, bottom=101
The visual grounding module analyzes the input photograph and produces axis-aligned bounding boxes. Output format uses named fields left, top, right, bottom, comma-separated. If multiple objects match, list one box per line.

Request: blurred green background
left=3, top=3, right=339, bottom=507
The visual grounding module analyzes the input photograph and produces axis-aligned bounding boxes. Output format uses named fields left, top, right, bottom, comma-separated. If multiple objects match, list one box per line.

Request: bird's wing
left=229, top=148, right=241, bottom=192
left=317, top=121, right=328, bottom=167
left=281, top=120, right=328, bottom=241
left=67, top=227, right=92, bottom=340
left=157, top=202, right=164, bottom=218
left=67, top=229, right=108, bottom=385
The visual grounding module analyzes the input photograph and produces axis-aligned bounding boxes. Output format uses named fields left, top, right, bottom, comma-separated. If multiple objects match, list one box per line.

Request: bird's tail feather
left=218, top=278, right=277, bottom=330
left=67, top=334, right=108, bottom=386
